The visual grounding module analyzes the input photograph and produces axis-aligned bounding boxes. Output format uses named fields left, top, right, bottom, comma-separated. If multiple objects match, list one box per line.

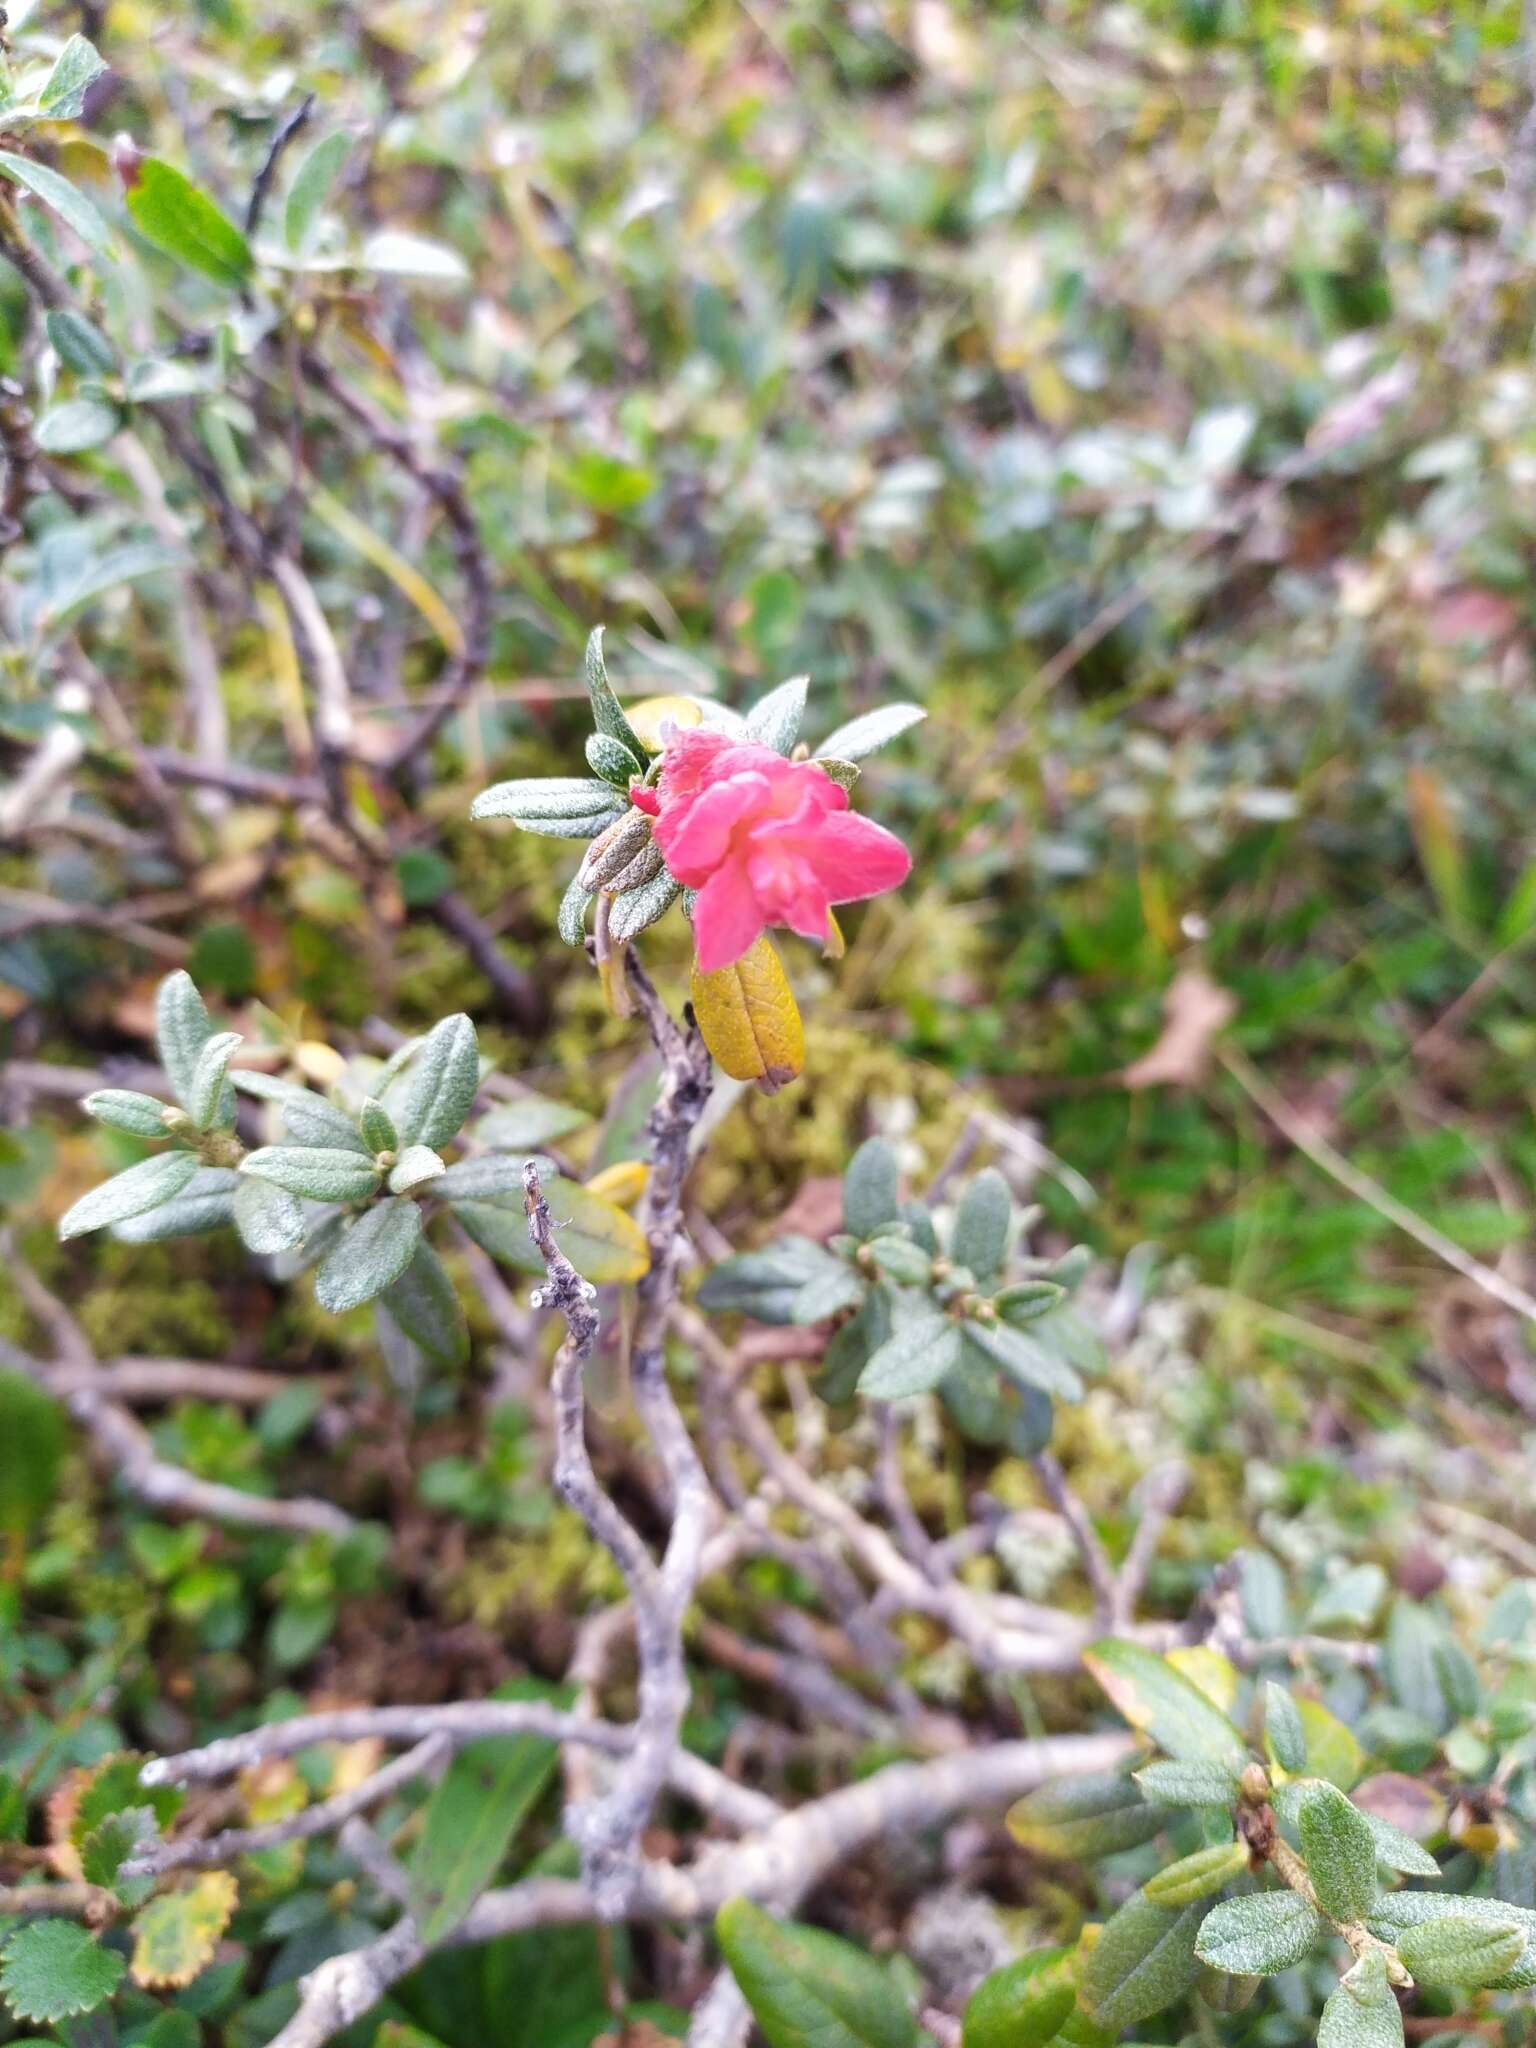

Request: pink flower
left=634, top=728, right=912, bottom=973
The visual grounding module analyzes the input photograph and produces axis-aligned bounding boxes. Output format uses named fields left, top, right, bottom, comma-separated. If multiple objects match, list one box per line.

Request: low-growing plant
left=701, top=1136, right=1101, bottom=1447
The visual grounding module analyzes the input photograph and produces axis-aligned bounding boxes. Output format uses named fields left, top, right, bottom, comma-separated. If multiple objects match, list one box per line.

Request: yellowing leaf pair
left=690, top=937, right=805, bottom=1093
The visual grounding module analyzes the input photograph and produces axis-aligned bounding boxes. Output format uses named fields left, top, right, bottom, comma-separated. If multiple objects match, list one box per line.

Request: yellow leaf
left=690, top=936, right=805, bottom=1093
left=585, top=1159, right=649, bottom=1209
left=624, top=694, right=704, bottom=751
left=130, top=1871, right=238, bottom=1988
left=238, top=1760, right=305, bottom=1826
left=1165, top=1645, right=1239, bottom=1714
left=294, top=1041, right=347, bottom=1087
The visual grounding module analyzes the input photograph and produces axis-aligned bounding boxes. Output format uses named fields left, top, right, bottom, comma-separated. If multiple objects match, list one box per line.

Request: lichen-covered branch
left=524, top=952, right=717, bottom=1912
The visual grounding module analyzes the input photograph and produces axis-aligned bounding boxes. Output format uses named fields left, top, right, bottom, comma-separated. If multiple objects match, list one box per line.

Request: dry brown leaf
left=1121, top=968, right=1235, bottom=1089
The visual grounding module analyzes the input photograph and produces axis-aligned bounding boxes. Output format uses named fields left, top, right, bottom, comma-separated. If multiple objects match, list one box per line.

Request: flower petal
left=692, top=860, right=769, bottom=973
left=658, top=771, right=772, bottom=879
left=800, top=811, right=913, bottom=904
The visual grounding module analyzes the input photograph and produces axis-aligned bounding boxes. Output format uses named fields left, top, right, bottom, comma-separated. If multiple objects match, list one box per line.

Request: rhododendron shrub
left=471, top=629, right=923, bottom=1084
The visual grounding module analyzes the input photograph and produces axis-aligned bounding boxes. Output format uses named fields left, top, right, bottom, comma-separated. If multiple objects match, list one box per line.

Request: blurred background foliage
left=4, top=0, right=1536, bottom=2034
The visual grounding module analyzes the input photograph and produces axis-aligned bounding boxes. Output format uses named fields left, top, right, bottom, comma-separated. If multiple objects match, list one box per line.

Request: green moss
left=691, top=1022, right=969, bottom=1229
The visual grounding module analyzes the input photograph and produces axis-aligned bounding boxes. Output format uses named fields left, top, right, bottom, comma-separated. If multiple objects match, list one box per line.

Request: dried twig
left=258, top=1731, right=1135, bottom=2048
left=524, top=951, right=716, bottom=1913
left=298, top=349, right=492, bottom=771
left=127, top=1737, right=450, bottom=1877
left=246, top=94, right=316, bottom=237
left=1, top=1244, right=352, bottom=1540
left=1032, top=1451, right=1118, bottom=1625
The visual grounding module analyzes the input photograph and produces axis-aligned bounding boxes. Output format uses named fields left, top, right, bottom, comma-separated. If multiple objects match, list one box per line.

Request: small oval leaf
left=691, top=935, right=805, bottom=1091
left=315, top=1200, right=423, bottom=1313
left=59, top=1151, right=199, bottom=1239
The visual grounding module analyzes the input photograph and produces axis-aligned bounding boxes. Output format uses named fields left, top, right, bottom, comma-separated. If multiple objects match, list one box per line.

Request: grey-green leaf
left=283, top=129, right=349, bottom=254
left=1357, top=1807, right=1441, bottom=1878
left=1144, top=1839, right=1250, bottom=1907
left=607, top=868, right=681, bottom=942
left=47, top=308, right=117, bottom=376
left=0, top=151, right=114, bottom=257
left=1367, top=1893, right=1536, bottom=1988
left=380, top=1240, right=468, bottom=1370
left=389, top=1145, right=445, bottom=1194
left=698, top=1236, right=852, bottom=1324
left=1194, top=1890, right=1322, bottom=1976
left=858, top=1313, right=962, bottom=1399
left=187, top=1031, right=242, bottom=1130
left=582, top=625, right=648, bottom=773
left=38, top=34, right=108, bottom=119
left=1133, top=1758, right=1242, bottom=1806
left=154, top=970, right=214, bottom=1111
left=961, top=1317, right=1083, bottom=1401
left=817, top=702, right=926, bottom=761
left=585, top=731, right=640, bottom=787
left=435, top=1154, right=532, bottom=1201
left=394, top=1014, right=479, bottom=1149
left=240, top=1147, right=383, bottom=1204
left=1395, top=1914, right=1525, bottom=1986
left=1298, top=1781, right=1379, bottom=1923
left=315, top=1200, right=423, bottom=1313
left=844, top=1137, right=900, bottom=1238
left=281, top=1093, right=369, bottom=1153
left=83, top=1088, right=171, bottom=1137
left=557, top=871, right=592, bottom=946
left=993, top=1280, right=1066, bottom=1325
left=233, top=1176, right=305, bottom=1256
left=111, top=1166, right=238, bottom=1241
left=866, top=1235, right=931, bottom=1286
left=1079, top=1892, right=1205, bottom=2030
left=470, top=775, right=628, bottom=838
left=59, top=1151, right=199, bottom=1239
left=745, top=674, right=808, bottom=755
left=1264, top=1680, right=1307, bottom=1773
left=951, top=1168, right=1010, bottom=1285
left=789, top=1265, right=866, bottom=1325
left=358, top=1098, right=398, bottom=1154
left=1317, top=1969, right=1404, bottom=2048
left=35, top=396, right=119, bottom=455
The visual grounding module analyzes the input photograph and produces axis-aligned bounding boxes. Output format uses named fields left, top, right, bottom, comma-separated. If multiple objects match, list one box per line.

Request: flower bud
left=603, top=833, right=665, bottom=897
left=578, top=808, right=653, bottom=891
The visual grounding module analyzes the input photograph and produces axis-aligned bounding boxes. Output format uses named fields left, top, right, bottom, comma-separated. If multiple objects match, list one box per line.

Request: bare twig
left=1115, top=1462, right=1189, bottom=1620
left=126, top=1736, right=450, bottom=1877
left=1, top=1245, right=352, bottom=1540
left=140, top=1698, right=638, bottom=1788
left=427, top=889, right=547, bottom=1032
left=260, top=1731, right=1135, bottom=2048
left=298, top=349, right=492, bottom=771
left=246, top=94, right=316, bottom=237
left=686, top=1970, right=752, bottom=2048
left=524, top=953, right=717, bottom=1913
left=0, top=375, right=40, bottom=554
left=0, top=1883, right=113, bottom=1921
left=1032, top=1451, right=1118, bottom=1624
